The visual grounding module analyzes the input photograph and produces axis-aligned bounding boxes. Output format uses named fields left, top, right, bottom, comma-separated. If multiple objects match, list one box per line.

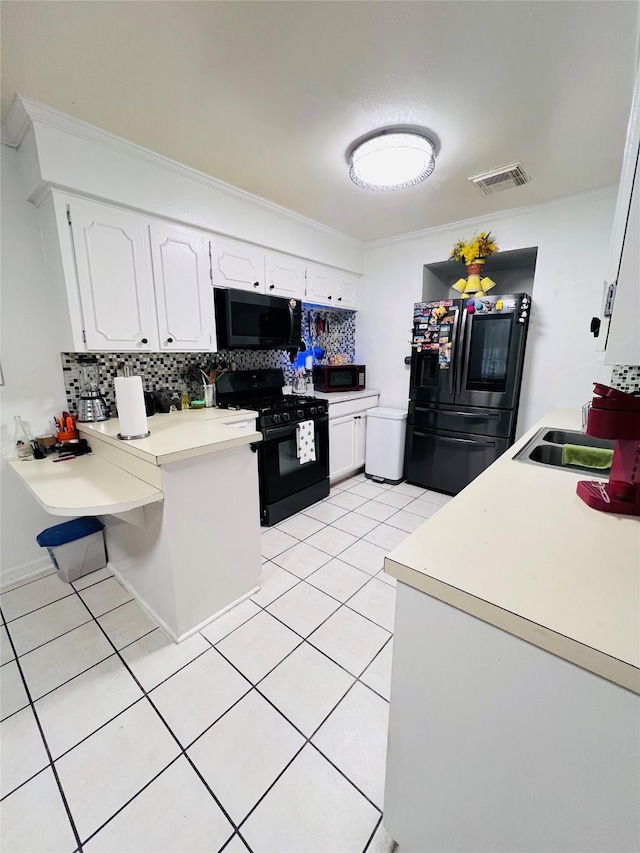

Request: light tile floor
left=0, top=473, right=450, bottom=853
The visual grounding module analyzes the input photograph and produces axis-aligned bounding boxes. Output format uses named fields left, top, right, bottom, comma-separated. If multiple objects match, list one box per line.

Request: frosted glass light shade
left=349, top=131, right=435, bottom=191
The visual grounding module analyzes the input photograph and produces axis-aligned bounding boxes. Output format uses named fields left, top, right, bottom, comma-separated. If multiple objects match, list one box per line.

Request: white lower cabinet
left=149, top=222, right=216, bottom=351
left=354, top=412, right=367, bottom=467
left=328, top=397, right=378, bottom=481
left=329, top=415, right=358, bottom=480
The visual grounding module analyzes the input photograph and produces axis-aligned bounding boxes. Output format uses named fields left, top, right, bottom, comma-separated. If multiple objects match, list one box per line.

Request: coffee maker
left=77, top=364, right=110, bottom=422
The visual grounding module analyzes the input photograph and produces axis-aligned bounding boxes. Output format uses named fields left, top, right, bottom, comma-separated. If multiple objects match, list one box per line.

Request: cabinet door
left=329, top=414, right=356, bottom=479
left=334, top=272, right=359, bottom=310
left=265, top=251, right=306, bottom=300
left=211, top=237, right=265, bottom=293
left=354, top=413, right=367, bottom=468
left=597, top=61, right=640, bottom=353
left=149, top=222, right=215, bottom=352
left=306, top=263, right=337, bottom=306
left=605, top=139, right=640, bottom=364
left=69, top=199, right=157, bottom=350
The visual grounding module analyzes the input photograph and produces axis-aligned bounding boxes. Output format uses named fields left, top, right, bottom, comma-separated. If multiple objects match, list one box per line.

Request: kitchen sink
left=514, top=428, right=614, bottom=476
left=542, top=429, right=612, bottom=448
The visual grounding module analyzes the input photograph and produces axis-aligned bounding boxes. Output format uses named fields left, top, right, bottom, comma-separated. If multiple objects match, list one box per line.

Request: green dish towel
left=561, top=444, right=613, bottom=469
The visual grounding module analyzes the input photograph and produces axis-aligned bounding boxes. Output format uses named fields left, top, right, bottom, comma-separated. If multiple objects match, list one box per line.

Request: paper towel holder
left=117, top=431, right=151, bottom=441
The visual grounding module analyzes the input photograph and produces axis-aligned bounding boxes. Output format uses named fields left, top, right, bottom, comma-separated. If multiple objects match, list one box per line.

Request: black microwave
left=214, top=288, right=302, bottom=350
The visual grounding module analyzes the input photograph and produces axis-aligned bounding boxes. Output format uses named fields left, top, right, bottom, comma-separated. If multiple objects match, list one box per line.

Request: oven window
left=466, top=315, right=512, bottom=392
left=278, top=434, right=308, bottom=475
left=230, top=300, right=290, bottom=342
left=262, top=419, right=329, bottom=504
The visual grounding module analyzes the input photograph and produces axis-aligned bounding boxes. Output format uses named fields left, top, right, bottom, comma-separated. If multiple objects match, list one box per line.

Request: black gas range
left=216, top=369, right=330, bottom=526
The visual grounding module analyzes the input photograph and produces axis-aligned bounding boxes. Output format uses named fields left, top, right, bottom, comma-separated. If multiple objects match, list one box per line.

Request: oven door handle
left=263, top=416, right=328, bottom=441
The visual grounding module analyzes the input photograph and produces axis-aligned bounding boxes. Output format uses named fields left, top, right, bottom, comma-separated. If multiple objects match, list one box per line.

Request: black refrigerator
left=405, top=293, right=531, bottom=494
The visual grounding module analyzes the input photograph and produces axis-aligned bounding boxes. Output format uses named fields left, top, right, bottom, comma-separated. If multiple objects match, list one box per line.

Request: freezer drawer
left=408, top=402, right=514, bottom=439
left=404, top=426, right=509, bottom=494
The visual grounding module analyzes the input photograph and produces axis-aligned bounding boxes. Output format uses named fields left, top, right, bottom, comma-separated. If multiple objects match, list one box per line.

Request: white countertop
left=385, top=409, right=640, bottom=693
left=311, top=389, right=381, bottom=404
left=10, top=455, right=163, bottom=516
left=78, top=408, right=262, bottom=466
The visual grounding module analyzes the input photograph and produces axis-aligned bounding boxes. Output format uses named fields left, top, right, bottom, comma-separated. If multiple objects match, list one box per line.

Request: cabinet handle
left=141, top=338, right=148, bottom=345
left=269, top=284, right=275, bottom=290
left=328, top=295, right=332, bottom=300
left=166, top=338, right=174, bottom=343
left=253, top=281, right=260, bottom=288
left=338, top=297, right=342, bottom=302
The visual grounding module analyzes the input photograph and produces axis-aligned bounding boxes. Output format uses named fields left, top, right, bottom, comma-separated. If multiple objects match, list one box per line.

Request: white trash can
left=365, top=407, right=408, bottom=484
left=36, top=517, right=107, bottom=584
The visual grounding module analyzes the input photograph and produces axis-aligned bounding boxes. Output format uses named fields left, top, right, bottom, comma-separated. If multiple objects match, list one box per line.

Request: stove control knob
left=309, top=406, right=317, bottom=415
left=296, top=409, right=304, bottom=419
left=282, top=412, right=291, bottom=422
left=272, top=414, right=281, bottom=424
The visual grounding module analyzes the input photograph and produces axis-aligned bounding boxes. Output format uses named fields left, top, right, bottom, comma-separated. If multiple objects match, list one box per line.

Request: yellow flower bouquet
left=450, top=232, right=498, bottom=295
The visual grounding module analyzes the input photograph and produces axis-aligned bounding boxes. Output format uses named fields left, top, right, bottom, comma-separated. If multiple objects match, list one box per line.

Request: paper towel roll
left=114, top=376, right=149, bottom=439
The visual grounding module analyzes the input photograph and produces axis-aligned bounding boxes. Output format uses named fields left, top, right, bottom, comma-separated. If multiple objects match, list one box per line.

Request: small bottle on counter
left=181, top=384, right=190, bottom=411
left=13, top=416, right=34, bottom=460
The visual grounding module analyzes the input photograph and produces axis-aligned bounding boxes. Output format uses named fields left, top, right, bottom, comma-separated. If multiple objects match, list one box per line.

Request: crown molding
left=3, top=95, right=364, bottom=249
left=364, top=185, right=618, bottom=250
left=1, top=96, right=31, bottom=147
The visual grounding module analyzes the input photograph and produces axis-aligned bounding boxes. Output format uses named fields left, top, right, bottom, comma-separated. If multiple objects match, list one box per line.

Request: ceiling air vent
left=469, top=162, right=531, bottom=196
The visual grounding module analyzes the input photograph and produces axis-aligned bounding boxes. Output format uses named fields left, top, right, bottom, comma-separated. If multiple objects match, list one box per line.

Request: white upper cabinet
left=334, top=272, right=358, bottom=310
left=149, top=222, right=215, bottom=352
left=306, top=263, right=337, bottom=306
left=211, top=236, right=265, bottom=293
left=306, top=262, right=359, bottom=309
left=264, top=251, right=306, bottom=300
left=69, top=199, right=158, bottom=351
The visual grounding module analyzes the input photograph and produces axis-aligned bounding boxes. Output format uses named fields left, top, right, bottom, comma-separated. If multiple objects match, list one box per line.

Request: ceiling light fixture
left=348, top=127, right=436, bottom=191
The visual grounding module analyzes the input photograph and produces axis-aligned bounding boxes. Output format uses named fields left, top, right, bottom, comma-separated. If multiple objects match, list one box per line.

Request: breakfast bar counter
left=11, top=408, right=264, bottom=643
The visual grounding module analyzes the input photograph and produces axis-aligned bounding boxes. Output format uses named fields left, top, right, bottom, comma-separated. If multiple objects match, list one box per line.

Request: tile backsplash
left=61, top=306, right=356, bottom=412
left=610, top=365, right=640, bottom=394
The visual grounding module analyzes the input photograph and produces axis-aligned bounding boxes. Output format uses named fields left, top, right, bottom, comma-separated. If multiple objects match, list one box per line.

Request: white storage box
left=36, top=517, right=107, bottom=584
left=365, top=407, right=408, bottom=484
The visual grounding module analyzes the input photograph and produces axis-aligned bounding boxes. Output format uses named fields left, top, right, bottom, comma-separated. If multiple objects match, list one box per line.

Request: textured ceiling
left=1, top=1, right=638, bottom=241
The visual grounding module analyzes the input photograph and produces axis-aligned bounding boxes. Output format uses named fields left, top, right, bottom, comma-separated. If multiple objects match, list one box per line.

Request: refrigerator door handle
left=413, top=431, right=496, bottom=447
left=413, top=406, right=500, bottom=420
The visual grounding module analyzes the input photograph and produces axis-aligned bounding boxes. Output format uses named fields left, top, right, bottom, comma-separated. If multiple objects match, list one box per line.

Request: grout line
left=362, top=813, right=384, bottom=853
left=6, top=614, right=95, bottom=661
left=0, top=590, right=75, bottom=625
left=78, top=753, right=184, bottom=847
left=70, top=591, right=255, bottom=853
left=0, top=568, right=57, bottom=595
left=0, top=611, right=84, bottom=850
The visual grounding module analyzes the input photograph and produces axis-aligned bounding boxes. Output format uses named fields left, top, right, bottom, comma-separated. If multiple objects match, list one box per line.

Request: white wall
left=357, top=189, right=616, bottom=433
left=0, top=145, right=71, bottom=586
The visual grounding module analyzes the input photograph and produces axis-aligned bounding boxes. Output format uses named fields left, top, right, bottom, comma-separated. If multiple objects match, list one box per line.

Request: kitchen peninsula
left=382, top=408, right=640, bottom=853
left=11, top=407, right=263, bottom=642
